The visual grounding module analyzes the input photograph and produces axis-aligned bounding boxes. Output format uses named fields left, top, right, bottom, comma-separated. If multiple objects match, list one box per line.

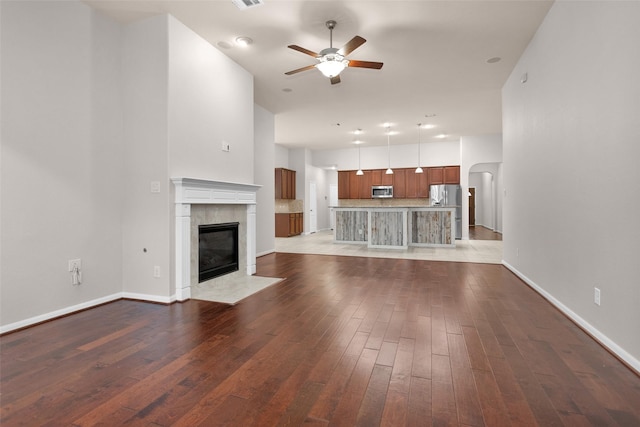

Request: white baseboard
left=122, top=292, right=175, bottom=304
left=257, top=248, right=275, bottom=257
left=502, top=260, right=640, bottom=374
left=0, top=293, right=122, bottom=334
left=1, top=291, right=178, bottom=334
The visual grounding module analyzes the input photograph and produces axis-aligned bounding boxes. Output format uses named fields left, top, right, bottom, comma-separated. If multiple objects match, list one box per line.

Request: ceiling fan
left=285, top=20, right=384, bottom=85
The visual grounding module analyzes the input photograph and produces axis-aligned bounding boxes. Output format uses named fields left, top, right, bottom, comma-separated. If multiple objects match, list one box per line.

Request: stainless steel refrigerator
left=430, top=184, right=462, bottom=239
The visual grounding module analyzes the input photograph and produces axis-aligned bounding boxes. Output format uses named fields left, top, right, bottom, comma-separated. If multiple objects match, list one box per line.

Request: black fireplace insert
left=198, top=222, right=239, bottom=282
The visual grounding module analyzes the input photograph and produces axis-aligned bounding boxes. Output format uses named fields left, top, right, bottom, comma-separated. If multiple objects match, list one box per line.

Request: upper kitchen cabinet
left=427, top=167, right=444, bottom=185
left=393, top=169, right=407, bottom=198
left=405, top=168, right=429, bottom=198
left=417, top=171, right=429, bottom=197
left=427, top=166, right=460, bottom=185
left=443, top=166, right=460, bottom=184
left=338, top=170, right=350, bottom=199
left=358, top=170, right=372, bottom=199
left=275, top=168, right=296, bottom=199
left=371, top=169, right=383, bottom=186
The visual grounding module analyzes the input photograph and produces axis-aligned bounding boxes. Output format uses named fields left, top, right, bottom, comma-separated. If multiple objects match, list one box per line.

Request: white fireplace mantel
left=171, top=178, right=262, bottom=301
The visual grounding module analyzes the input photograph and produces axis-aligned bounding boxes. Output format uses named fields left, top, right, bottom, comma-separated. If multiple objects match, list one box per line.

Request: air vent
left=231, top=0, right=264, bottom=10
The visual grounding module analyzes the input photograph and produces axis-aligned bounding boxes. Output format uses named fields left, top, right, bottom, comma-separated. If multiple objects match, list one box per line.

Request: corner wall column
left=247, top=204, right=257, bottom=274
left=175, top=203, right=191, bottom=301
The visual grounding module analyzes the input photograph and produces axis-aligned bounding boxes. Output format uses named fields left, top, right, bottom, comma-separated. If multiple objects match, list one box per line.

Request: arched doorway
left=468, top=162, right=502, bottom=240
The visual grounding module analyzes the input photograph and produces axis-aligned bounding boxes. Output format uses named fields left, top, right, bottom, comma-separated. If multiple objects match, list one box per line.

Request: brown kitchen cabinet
left=417, top=170, right=429, bottom=197
left=444, top=166, right=460, bottom=184
left=338, top=170, right=350, bottom=199
left=275, top=212, right=303, bottom=237
left=348, top=170, right=361, bottom=199
left=275, top=168, right=296, bottom=199
left=428, top=167, right=444, bottom=185
left=393, top=168, right=407, bottom=198
left=337, top=165, right=454, bottom=199
left=371, top=169, right=382, bottom=186
left=358, top=170, right=372, bottom=199
left=405, top=168, right=418, bottom=198
left=427, top=166, right=460, bottom=185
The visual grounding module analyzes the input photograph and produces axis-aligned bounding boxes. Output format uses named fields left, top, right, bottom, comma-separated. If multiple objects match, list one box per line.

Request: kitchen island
left=334, top=206, right=456, bottom=249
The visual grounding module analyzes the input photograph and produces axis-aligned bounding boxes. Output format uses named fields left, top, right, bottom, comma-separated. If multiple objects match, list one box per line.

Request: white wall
left=312, top=140, right=461, bottom=171
left=121, top=15, right=172, bottom=300
left=1, top=1, right=124, bottom=328
left=121, top=15, right=257, bottom=301
left=1, top=2, right=264, bottom=330
left=503, top=1, right=640, bottom=370
left=254, top=104, right=275, bottom=256
left=167, top=16, right=254, bottom=183
left=274, top=144, right=289, bottom=169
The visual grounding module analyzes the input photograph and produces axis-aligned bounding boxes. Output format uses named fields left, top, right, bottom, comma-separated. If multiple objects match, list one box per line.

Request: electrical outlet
left=154, top=266, right=161, bottom=278
left=594, top=287, right=601, bottom=306
left=68, top=259, right=81, bottom=272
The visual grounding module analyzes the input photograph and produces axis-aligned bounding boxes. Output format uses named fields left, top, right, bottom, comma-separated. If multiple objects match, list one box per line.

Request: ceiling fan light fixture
left=317, top=54, right=348, bottom=78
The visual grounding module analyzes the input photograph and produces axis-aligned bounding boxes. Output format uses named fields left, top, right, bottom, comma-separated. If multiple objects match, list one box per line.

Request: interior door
left=469, top=187, right=476, bottom=226
left=309, top=181, right=317, bottom=233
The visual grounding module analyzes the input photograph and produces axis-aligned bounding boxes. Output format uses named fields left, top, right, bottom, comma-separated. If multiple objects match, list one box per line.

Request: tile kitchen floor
left=274, top=229, right=503, bottom=264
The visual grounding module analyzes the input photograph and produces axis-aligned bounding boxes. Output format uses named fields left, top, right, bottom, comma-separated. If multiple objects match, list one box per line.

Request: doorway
left=309, top=181, right=317, bottom=234
left=469, top=187, right=476, bottom=227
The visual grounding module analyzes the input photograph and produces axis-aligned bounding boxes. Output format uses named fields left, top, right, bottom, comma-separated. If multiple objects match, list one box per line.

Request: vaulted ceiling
left=86, top=0, right=553, bottom=150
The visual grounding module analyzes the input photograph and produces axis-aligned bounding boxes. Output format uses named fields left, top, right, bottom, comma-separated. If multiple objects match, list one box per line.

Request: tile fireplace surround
left=171, top=178, right=261, bottom=301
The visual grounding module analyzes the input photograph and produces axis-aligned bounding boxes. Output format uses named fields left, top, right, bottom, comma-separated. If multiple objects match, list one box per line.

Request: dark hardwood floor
left=2, top=253, right=639, bottom=426
left=469, top=225, right=502, bottom=241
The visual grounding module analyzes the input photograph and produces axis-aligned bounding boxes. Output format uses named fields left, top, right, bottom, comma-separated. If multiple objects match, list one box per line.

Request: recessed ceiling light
left=354, top=128, right=363, bottom=135
left=422, top=124, right=436, bottom=129
left=487, top=57, right=501, bottom=64
left=235, top=36, right=253, bottom=47
left=435, top=134, right=447, bottom=139
left=353, top=140, right=364, bottom=145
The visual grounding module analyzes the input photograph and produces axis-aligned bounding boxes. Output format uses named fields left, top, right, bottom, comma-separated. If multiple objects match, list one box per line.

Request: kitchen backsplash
left=338, top=198, right=431, bottom=208
left=275, top=199, right=304, bottom=213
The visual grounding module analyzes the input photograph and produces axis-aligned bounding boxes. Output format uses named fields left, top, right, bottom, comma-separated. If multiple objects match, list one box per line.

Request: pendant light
left=356, top=144, right=364, bottom=175
left=415, top=123, right=424, bottom=174
left=385, top=126, right=393, bottom=175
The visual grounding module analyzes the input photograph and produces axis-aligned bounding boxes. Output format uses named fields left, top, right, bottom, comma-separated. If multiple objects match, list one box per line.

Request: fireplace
left=198, top=222, right=239, bottom=282
left=172, top=178, right=261, bottom=301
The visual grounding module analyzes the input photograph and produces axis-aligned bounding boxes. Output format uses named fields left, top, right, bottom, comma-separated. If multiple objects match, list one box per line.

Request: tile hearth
left=192, top=275, right=283, bottom=305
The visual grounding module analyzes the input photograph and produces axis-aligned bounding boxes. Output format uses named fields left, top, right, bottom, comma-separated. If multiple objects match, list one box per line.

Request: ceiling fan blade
left=287, top=45, right=319, bottom=58
left=348, top=60, right=384, bottom=70
left=338, top=36, right=366, bottom=56
left=330, top=75, right=341, bottom=85
left=285, top=64, right=317, bottom=75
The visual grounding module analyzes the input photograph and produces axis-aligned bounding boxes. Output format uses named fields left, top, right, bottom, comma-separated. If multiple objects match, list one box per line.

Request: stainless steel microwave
left=371, top=185, right=393, bottom=198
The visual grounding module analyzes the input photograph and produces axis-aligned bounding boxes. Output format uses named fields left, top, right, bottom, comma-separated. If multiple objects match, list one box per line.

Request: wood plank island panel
left=370, top=210, right=407, bottom=248
left=335, top=209, right=368, bottom=242
left=411, top=208, right=454, bottom=246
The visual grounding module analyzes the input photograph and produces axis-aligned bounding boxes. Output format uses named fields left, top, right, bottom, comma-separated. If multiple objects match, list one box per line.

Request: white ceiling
left=86, top=0, right=553, bottom=150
